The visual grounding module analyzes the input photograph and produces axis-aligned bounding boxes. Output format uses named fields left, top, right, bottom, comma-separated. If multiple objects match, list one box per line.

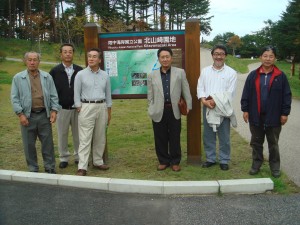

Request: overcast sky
left=201, top=0, right=290, bottom=41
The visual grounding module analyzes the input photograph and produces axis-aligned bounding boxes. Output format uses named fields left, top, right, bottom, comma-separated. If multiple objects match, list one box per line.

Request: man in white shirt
left=197, top=45, right=237, bottom=170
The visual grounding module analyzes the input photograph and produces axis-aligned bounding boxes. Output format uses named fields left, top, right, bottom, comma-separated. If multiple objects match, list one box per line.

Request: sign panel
left=99, top=31, right=185, bottom=98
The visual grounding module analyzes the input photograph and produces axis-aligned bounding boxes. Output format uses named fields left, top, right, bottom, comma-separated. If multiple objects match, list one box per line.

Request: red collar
left=255, top=65, right=282, bottom=114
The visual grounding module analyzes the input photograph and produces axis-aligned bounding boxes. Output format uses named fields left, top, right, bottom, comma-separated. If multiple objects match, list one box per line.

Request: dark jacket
left=241, top=65, right=292, bottom=127
left=49, top=63, right=83, bottom=109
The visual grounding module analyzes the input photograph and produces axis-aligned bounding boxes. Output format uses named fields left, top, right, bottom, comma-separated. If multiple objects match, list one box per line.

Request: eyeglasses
left=213, top=52, right=226, bottom=57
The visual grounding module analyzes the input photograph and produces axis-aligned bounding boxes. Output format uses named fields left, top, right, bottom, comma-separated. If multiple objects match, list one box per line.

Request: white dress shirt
left=197, top=64, right=237, bottom=101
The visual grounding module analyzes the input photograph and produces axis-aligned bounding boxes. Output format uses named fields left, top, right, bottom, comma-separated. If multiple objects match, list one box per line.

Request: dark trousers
left=250, top=125, right=281, bottom=172
left=152, top=107, right=181, bottom=165
left=20, top=111, right=56, bottom=172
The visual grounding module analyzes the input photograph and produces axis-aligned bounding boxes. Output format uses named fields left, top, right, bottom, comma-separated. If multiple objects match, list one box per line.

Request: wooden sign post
left=185, top=19, right=202, bottom=164
left=83, top=23, right=100, bottom=65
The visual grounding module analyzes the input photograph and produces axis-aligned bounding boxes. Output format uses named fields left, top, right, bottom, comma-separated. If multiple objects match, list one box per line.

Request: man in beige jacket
left=147, top=47, right=192, bottom=172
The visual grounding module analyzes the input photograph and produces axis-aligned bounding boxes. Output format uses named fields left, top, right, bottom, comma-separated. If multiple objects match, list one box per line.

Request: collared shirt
left=74, top=66, right=112, bottom=107
left=29, top=71, right=45, bottom=110
left=160, top=68, right=171, bottom=103
left=197, top=64, right=237, bottom=100
left=63, top=63, right=74, bottom=86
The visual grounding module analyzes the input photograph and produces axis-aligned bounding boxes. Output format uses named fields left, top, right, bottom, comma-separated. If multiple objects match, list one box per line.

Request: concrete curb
left=0, top=169, right=274, bottom=195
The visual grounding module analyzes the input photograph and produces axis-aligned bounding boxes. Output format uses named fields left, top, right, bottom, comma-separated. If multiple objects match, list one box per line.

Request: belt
left=164, top=103, right=172, bottom=108
left=31, top=108, right=46, bottom=113
left=62, top=106, right=76, bottom=110
left=81, top=99, right=106, bottom=103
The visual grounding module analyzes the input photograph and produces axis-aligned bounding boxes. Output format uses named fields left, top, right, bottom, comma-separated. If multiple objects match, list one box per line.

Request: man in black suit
left=49, top=43, right=83, bottom=169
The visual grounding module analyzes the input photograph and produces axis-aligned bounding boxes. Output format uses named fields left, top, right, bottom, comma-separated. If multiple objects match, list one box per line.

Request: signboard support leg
left=185, top=19, right=202, bottom=164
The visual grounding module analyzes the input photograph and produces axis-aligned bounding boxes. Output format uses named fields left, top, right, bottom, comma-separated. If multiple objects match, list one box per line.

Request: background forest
left=0, top=0, right=299, bottom=69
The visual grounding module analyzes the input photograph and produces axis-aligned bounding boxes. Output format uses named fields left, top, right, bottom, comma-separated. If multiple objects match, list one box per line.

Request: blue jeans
left=203, top=106, right=231, bottom=164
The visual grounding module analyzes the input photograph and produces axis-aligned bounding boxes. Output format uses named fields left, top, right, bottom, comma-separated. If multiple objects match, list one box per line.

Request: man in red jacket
left=241, top=46, right=292, bottom=178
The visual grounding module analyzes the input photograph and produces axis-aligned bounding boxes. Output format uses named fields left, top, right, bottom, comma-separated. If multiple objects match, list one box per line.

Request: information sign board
left=99, top=31, right=185, bottom=98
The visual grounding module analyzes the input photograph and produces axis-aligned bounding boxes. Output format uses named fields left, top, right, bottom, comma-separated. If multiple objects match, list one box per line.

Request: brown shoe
left=76, top=169, right=87, bottom=176
left=94, top=164, right=110, bottom=170
left=157, top=164, right=169, bottom=171
left=171, top=165, right=181, bottom=172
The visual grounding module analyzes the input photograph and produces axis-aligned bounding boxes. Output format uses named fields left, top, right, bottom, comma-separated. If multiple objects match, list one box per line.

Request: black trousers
left=250, top=124, right=282, bottom=172
left=152, top=107, right=181, bottom=165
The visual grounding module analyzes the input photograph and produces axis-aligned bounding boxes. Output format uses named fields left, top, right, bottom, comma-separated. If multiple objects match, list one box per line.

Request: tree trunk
left=60, top=0, right=64, bottom=16
left=8, top=0, right=12, bottom=38
left=154, top=0, right=158, bottom=30
left=24, top=0, right=32, bottom=41
left=132, top=0, right=136, bottom=21
left=125, top=0, right=129, bottom=25
left=50, top=0, right=57, bottom=42
left=8, top=0, right=16, bottom=38
left=160, top=0, right=165, bottom=30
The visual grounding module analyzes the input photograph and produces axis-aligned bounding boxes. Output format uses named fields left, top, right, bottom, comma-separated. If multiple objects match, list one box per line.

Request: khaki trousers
left=56, top=109, right=79, bottom=162
left=78, top=103, right=107, bottom=170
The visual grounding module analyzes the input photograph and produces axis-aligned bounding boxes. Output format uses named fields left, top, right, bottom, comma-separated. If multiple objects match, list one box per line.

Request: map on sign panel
left=104, top=49, right=160, bottom=95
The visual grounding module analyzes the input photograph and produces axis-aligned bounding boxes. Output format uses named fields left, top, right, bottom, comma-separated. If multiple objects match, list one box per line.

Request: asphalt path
left=1, top=180, right=300, bottom=225
left=6, top=57, right=58, bottom=65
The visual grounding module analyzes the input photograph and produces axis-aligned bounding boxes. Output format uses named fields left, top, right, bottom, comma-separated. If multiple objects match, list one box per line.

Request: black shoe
left=59, top=161, right=68, bottom=168
left=220, top=164, right=229, bottom=170
left=45, top=169, right=56, bottom=174
left=249, top=168, right=260, bottom=175
left=75, top=160, right=79, bottom=165
left=202, top=161, right=216, bottom=168
left=272, top=171, right=281, bottom=178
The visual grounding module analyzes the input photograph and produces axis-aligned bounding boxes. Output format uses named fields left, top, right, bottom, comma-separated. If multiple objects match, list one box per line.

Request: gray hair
left=24, top=51, right=41, bottom=61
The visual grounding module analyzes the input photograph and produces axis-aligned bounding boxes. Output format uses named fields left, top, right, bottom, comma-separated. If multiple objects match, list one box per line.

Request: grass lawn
left=0, top=37, right=85, bottom=65
left=0, top=46, right=299, bottom=194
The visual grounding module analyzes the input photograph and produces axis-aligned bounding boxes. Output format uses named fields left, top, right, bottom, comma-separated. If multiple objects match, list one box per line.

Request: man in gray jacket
left=147, top=47, right=192, bottom=172
left=11, top=51, right=60, bottom=173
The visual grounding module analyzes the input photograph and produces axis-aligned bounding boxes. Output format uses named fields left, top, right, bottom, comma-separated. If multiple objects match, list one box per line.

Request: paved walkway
left=1, top=179, right=300, bottom=225
left=201, top=48, right=300, bottom=186
left=6, top=57, right=58, bottom=65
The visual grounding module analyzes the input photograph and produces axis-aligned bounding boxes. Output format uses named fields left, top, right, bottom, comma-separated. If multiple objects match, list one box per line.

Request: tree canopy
left=203, top=0, right=299, bottom=62
left=1, top=0, right=299, bottom=65
left=0, top=0, right=212, bottom=45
